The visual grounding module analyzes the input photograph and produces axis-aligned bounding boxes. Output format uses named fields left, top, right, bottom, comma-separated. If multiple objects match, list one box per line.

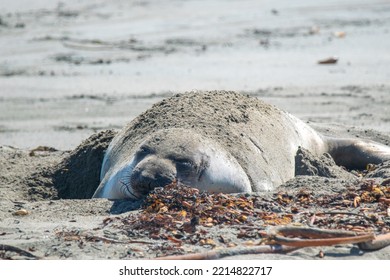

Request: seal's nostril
left=130, top=163, right=175, bottom=195
left=157, top=175, right=174, bottom=187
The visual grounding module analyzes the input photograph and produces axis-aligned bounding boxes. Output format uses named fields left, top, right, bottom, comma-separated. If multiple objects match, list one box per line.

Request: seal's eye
left=176, top=159, right=195, bottom=171
left=136, top=146, right=152, bottom=158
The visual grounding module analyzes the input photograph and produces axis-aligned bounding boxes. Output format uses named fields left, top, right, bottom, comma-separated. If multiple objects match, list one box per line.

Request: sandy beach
left=1, top=0, right=390, bottom=260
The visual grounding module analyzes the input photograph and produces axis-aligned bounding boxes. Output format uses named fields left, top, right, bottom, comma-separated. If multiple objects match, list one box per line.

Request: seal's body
left=92, top=91, right=390, bottom=199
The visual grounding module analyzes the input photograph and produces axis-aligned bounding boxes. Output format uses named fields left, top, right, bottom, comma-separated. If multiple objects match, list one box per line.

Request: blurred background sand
left=1, top=0, right=389, bottom=149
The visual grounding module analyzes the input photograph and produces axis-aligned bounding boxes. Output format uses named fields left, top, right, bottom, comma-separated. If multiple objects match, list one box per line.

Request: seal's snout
left=131, top=156, right=176, bottom=195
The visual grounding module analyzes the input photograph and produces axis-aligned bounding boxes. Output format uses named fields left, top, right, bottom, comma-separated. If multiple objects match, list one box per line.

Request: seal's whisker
left=119, top=179, right=138, bottom=199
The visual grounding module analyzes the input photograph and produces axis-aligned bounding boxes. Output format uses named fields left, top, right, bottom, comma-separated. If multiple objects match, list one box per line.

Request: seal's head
left=93, top=128, right=251, bottom=199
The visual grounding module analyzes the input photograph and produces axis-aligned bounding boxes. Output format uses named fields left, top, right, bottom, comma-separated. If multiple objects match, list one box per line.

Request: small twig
left=231, top=225, right=261, bottom=230
left=270, top=233, right=374, bottom=247
left=154, top=245, right=298, bottom=260
left=314, top=211, right=372, bottom=222
left=0, top=244, right=40, bottom=259
left=84, top=235, right=154, bottom=245
left=269, top=226, right=360, bottom=238
left=266, top=226, right=375, bottom=247
left=378, top=197, right=390, bottom=205
left=310, top=213, right=316, bottom=226
left=63, top=41, right=113, bottom=51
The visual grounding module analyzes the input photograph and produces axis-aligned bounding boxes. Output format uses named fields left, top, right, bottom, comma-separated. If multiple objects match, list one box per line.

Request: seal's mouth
left=129, top=172, right=175, bottom=197
left=128, top=155, right=177, bottom=198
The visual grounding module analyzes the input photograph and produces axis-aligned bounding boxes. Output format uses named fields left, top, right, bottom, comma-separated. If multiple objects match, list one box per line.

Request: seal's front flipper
left=324, top=137, right=390, bottom=170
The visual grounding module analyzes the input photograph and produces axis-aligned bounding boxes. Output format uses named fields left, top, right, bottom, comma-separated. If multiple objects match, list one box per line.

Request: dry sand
left=1, top=0, right=390, bottom=260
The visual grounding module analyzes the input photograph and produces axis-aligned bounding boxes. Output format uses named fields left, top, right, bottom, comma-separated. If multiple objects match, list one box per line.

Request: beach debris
left=55, top=229, right=153, bottom=245
left=309, top=26, right=320, bottom=35
left=381, top=178, right=390, bottom=186
left=334, top=31, right=346, bottom=38
left=13, top=209, right=29, bottom=216
left=118, top=179, right=390, bottom=255
left=154, top=226, right=390, bottom=260
left=140, top=182, right=255, bottom=228
left=259, top=39, right=270, bottom=47
left=358, top=232, right=390, bottom=251
left=0, top=244, right=40, bottom=260
left=318, top=56, right=338, bottom=64
left=53, top=177, right=390, bottom=259
left=379, top=197, right=390, bottom=205
left=199, top=238, right=216, bottom=247
left=29, top=146, right=58, bottom=156
left=265, top=226, right=374, bottom=247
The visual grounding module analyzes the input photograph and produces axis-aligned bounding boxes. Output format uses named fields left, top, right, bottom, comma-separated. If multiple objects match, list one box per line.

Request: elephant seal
left=92, top=91, right=390, bottom=199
